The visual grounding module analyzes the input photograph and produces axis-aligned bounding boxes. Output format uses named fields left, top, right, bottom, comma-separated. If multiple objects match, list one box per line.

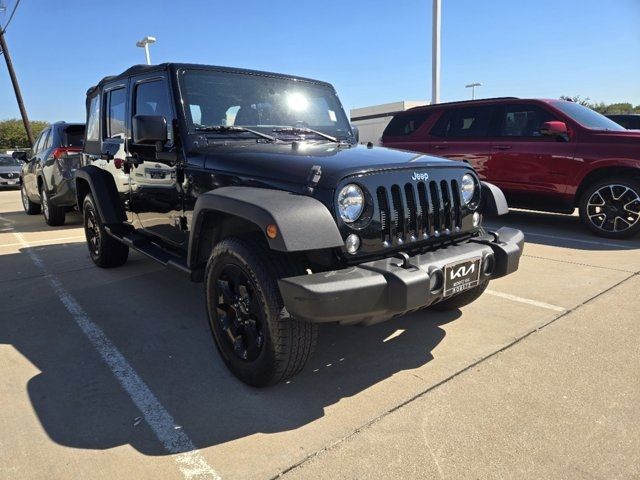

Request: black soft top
left=86, top=63, right=334, bottom=97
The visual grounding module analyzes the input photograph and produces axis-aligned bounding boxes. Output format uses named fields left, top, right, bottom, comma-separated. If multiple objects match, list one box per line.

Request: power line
left=1, top=0, right=21, bottom=34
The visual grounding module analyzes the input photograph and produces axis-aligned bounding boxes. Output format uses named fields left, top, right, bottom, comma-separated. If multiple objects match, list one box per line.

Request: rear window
left=383, top=112, right=430, bottom=137
left=62, top=125, right=86, bottom=147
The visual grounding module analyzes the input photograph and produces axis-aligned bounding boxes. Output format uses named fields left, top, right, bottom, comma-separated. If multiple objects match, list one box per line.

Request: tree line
left=560, top=96, right=640, bottom=115
left=0, top=119, right=49, bottom=150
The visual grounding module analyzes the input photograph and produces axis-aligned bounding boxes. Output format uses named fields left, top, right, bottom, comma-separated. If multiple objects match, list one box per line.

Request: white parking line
left=522, top=231, right=631, bottom=249
left=8, top=227, right=220, bottom=480
left=483, top=224, right=631, bottom=250
left=486, top=289, right=565, bottom=312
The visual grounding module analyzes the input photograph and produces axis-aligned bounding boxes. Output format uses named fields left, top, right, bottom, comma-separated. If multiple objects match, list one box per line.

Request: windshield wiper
left=194, top=125, right=277, bottom=142
left=272, top=127, right=339, bottom=143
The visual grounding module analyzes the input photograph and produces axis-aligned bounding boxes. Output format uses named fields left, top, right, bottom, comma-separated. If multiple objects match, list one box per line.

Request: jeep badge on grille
left=411, top=172, right=429, bottom=181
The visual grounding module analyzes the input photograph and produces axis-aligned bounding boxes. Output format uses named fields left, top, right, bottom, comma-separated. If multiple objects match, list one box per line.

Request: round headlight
left=338, top=184, right=364, bottom=223
left=460, top=174, right=476, bottom=205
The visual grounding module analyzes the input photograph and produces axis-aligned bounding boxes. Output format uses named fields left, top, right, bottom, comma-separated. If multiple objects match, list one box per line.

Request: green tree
left=0, top=119, right=49, bottom=151
left=559, top=97, right=640, bottom=115
left=560, top=95, right=592, bottom=106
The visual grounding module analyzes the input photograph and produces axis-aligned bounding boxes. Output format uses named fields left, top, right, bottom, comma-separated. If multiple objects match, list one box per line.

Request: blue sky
left=1, top=0, right=639, bottom=123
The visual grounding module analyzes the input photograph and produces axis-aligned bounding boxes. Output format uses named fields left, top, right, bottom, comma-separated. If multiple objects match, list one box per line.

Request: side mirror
left=540, top=121, right=568, bottom=140
left=350, top=124, right=360, bottom=143
left=12, top=150, right=28, bottom=162
left=132, top=115, right=168, bottom=145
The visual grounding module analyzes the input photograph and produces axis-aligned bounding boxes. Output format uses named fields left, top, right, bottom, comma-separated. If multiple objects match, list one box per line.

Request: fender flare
left=75, top=165, right=127, bottom=224
left=480, top=182, right=509, bottom=216
left=188, top=186, right=343, bottom=267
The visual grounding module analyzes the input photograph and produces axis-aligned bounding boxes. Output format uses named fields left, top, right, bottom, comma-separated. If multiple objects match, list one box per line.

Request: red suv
left=382, top=98, right=640, bottom=238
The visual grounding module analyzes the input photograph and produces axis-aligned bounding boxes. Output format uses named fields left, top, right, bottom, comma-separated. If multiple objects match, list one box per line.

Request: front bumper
left=279, top=227, right=524, bottom=326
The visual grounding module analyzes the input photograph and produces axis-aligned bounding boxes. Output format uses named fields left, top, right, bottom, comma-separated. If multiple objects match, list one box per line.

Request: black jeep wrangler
left=76, top=63, right=524, bottom=386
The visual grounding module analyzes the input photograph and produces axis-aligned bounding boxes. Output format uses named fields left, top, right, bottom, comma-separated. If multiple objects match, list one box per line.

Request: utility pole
left=0, top=25, right=34, bottom=147
left=431, top=0, right=441, bottom=104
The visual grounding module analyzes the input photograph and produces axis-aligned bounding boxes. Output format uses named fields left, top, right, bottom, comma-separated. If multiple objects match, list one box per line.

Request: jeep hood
left=196, top=142, right=467, bottom=189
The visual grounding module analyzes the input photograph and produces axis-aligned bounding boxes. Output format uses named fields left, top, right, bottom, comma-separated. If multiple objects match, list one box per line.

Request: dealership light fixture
left=136, top=36, right=156, bottom=65
left=465, top=82, right=483, bottom=100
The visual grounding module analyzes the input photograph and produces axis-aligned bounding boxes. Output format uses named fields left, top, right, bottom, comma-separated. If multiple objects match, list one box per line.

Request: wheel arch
left=575, top=166, right=640, bottom=206
left=188, top=187, right=343, bottom=276
left=74, top=165, right=126, bottom=223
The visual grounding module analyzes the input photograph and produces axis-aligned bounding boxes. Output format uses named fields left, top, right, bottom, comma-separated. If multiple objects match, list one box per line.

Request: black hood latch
left=304, top=165, right=322, bottom=194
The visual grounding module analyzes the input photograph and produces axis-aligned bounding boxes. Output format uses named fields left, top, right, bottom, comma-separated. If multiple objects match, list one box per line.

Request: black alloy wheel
left=214, top=264, right=265, bottom=362
left=82, top=194, right=129, bottom=268
left=205, top=237, right=317, bottom=387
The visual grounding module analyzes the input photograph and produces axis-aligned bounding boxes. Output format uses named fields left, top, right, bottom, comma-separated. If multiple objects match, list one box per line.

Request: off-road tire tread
left=207, top=236, right=317, bottom=386
left=83, top=194, right=129, bottom=268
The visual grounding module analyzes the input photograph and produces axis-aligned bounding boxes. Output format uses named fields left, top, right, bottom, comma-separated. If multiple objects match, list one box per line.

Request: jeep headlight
left=460, top=174, right=476, bottom=205
left=338, top=184, right=364, bottom=223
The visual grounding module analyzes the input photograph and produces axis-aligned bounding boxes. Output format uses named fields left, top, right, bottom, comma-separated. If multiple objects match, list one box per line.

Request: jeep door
left=427, top=105, right=497, bottom=179
left=127, top=73, right=184, bottom=248
left=487, top=103, right=577, bottom=209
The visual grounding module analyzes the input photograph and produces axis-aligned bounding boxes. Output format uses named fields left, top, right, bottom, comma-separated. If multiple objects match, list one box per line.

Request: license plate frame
left=443, top=257, right=482, bottom=297
left=145, top=168, right=166, bottom=180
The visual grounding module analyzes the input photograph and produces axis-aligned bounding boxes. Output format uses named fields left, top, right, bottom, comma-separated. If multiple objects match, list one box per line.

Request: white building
left=350, top=100, right=428, bottom=145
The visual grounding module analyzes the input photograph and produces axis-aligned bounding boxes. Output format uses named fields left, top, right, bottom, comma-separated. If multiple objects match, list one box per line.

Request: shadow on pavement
left=0, top=210, right=83, bottom=234
left=485, top=209, right=640, bottom=251
left=0, top=242, right=461, bottom=456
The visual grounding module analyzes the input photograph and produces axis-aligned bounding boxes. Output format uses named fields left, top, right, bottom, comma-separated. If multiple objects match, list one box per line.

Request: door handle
left=493, top=145, right=512, bottom=150
left=433, top=145, right=448, bottom=150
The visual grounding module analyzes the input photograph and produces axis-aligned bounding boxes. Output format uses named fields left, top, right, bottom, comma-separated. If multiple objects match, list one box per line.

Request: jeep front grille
left=376, top=180, right=461, bottom=243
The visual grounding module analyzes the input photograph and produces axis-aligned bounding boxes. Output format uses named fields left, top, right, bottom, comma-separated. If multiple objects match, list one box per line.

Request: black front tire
left=205, top=237, right=317, bottom=387
left=82, top=194, right=129, bottom=268
left=41, top=185, right=66, bottom=226
left=578, top=177, right=640, bottom=239
left=21, top=182, right=41, bottom=215
left=430, top=280, right=489, bottom=311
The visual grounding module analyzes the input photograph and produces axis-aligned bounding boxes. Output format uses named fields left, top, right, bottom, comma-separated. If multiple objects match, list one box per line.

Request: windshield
left=553, top=101, right=626, bottom=131
left=0, top=156, right=21, bottom=167
left=179, top=69, right=354, bottom=141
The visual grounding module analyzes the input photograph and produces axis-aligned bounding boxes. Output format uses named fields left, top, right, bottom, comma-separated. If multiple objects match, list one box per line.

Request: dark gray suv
left=18, top=121, right=85, bottom=226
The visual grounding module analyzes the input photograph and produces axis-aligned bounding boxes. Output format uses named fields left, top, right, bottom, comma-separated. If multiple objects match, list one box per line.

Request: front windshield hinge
left=304, top=165, right=322, bottom=195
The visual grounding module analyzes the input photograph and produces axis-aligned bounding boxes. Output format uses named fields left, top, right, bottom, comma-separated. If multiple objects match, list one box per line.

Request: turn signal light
left=266, top=224, right=278, bottom=239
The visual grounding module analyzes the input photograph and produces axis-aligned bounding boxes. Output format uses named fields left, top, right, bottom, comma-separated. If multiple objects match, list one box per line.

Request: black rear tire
left=430, top=280, right=489, bottom=311
left=21, top=182, right=41, bottom=215
left=41, top=185, right=66, bottom=226
left=578, top=177, right=640, bottom=239
left=82, top=194, right=129, bottom=268
left=205, top=237, right=317, bottom=387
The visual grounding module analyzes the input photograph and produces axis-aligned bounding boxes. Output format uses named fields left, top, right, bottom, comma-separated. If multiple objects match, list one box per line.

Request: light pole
left=465, top=82, right=482, bottom=100
left=431, top=0, right=441, bottom=104
left=136, top=36, right=156, bottom=65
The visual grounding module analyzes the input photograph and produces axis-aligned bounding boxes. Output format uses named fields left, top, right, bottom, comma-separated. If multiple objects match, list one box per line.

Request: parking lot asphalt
left=1, top=188, right=638, bottom=480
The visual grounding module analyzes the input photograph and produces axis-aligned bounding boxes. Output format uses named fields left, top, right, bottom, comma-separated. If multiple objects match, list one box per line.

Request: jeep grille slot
left=404, top=183, right=418, bottom=238
left=375, top=179, right=462, bottom=244
left=377, top=186, right=390, bottom=240
left=390, top=185, right=405, bottom=239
